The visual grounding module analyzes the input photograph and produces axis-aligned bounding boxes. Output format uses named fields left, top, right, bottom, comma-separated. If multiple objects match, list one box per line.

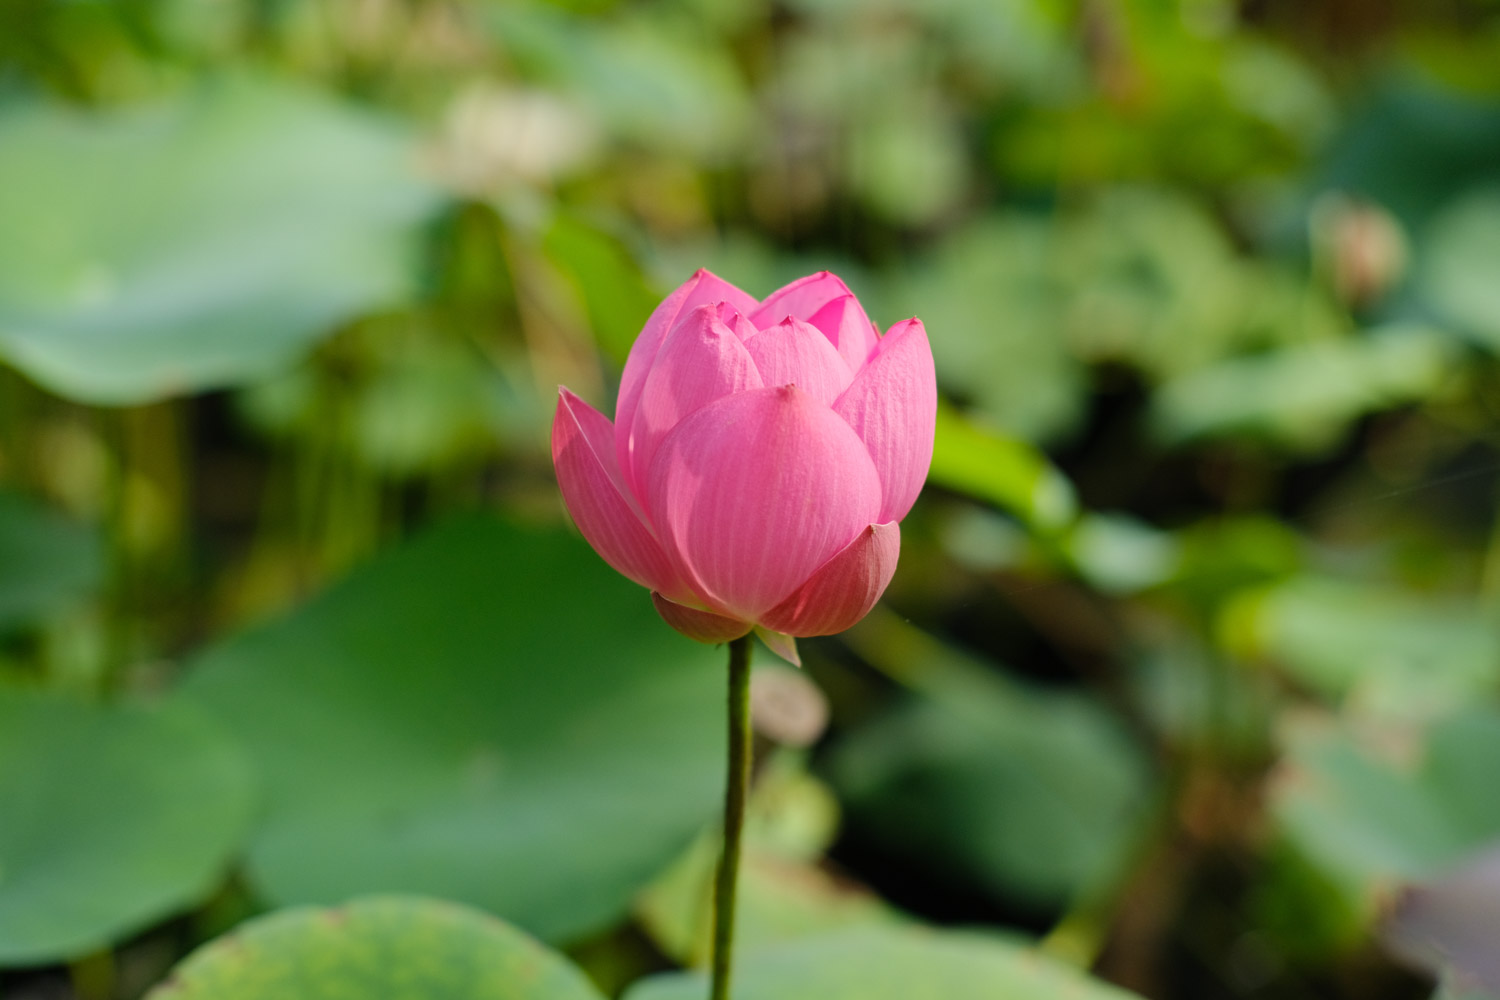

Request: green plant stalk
left=710, top=634, right=753, bottom=1000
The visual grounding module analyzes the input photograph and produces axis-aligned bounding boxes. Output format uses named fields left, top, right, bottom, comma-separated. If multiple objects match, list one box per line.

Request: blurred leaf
left=625, top=925, right=1145, bottom=1000
left=828, top=621, right=1152, bottom=907
left=0, top=491, right=102, bottom=632
left=636, top=757, right=898, bottom=964
left=1224, top=576, right=1500, bottom=714
left=888, top=218, right=1086, bottom=442
left=929, top=404, right=1078, bottom=534
left=348, top=334, right=504, bottom=477
left=0, top=75, right=444, bottom=404
left=488, top=7, right=749, bottom=156
left=1056, top=190, right=1282, bottom=379
left=0, top=685, right=254, bottom=965
left=1068, top=513, right=1178, bottom=594
left=1273, top=709, right=1500, bottom=900
left=1310, top=78, right=1500, bottom=231
left=1417, top=187, right=1500, bottom=351
left=848, top=107, right=968, bottom=226
left=147, top=896, right=604, bottom=1000
left=637, top=841, right=899, bottom=967
left=543, top=213, right=661, bottom=364
left=1150, top=325, right=1452, bottom=449
left=1168, top=516, right=1304, bottom=611
left=180, top=516, right=724, bottom=944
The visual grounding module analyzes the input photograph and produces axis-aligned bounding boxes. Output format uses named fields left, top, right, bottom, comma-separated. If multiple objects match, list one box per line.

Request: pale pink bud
left=551, top=270, right=936, bottom=661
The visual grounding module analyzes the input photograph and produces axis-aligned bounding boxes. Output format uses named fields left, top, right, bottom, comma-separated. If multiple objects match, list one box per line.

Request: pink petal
left=552, top=389, right=688, bottom=601
left=716, top=302, right=761, bottom=344
left=743, top=317, right=855, bottom=405
left=623, top=304, right=764, bottom=505
left=750, top=271, right=862, bottom=329
left=651, top=592, right=752, bottom=643
left=808, top=294, right=881, bottom=372
left=832, top=318, right=937, bottom=523
left=616, top=270, right=757, bottom=475
left=760, top=522, right=900, bottom=636
left=754, top=627, right=802, bottom=667
left=648, top=386, right=883, bottom=622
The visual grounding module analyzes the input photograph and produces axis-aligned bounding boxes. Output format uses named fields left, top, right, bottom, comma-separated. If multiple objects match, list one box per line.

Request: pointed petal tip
left=754, top=626, right=802, bottom=667
left=759, top=521, right=900, bottom=638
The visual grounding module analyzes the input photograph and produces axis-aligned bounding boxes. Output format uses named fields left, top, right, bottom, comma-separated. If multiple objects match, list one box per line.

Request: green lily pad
left=147, top=896, right=604, bottom=1000
left=636, top=758, right=899, bottom=964
left=0, top=75, right=443, bottom=404
left=625, top=924, right=1145, bottom=1000
left=180, top=516, right=724, bottom=943
left=1273, top=709, right=1500, bottom=899
left=0, top=685, right=255, bottom=965
left=0, top=491, right=103, bottom=632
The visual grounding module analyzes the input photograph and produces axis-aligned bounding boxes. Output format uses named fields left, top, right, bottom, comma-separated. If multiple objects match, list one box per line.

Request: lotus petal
left=744, top=317, right=855, bottom=405
left=648, top=386, right=882, bottom=621
left=761, top=522, right=900, bottom=636
left=552, top=389, right=686, bottom=600
left=832, top=318, right=937, bottom=523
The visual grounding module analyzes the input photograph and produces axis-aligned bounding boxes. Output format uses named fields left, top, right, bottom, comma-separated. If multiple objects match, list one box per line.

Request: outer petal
left=760, top=522, right=900, bottom=636
left=616, top=270, right=757, bottom=475
left=743, top=317, right=854, bottom=405
left=552, top=389, right=687, bottom=600
left=651, top=593, right=752, bottom=643
left=624, top=304, right=764, bottom=505
left=807, top=294, right=881, bottom=372
left=832, top=318, right=937, bottom=523
left=648, top=386, right=883, bottom=622
left=750, top=271, right=864, bottom=330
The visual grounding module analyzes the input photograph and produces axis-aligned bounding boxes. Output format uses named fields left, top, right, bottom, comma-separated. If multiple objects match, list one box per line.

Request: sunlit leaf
left=147, top=896, right=604, bottom=1000
left=543, top=213, right=661, bottom=364
left=929, top=404, right=1077, bottom=534
left=0, top=75, right=444, bottom=404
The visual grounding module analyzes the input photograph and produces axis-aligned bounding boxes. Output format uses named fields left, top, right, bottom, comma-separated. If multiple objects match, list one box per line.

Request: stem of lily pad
left=710, top=634, right=753, bottom=1000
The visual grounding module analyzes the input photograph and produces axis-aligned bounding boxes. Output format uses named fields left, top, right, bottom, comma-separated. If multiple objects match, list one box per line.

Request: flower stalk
left=710, top=634, right=753, bottom=1000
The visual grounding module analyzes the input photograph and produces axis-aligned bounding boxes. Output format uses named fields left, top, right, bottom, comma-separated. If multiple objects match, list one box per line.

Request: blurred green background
left=3, top=1, right=1500, bottom=998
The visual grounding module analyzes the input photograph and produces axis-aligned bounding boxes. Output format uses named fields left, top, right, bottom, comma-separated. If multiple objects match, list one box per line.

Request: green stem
left=710, top=635, right=753, bottom=1000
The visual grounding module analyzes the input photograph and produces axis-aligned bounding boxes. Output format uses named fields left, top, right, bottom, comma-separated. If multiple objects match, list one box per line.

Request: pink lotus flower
left=551, top=270, right=936, bottom=663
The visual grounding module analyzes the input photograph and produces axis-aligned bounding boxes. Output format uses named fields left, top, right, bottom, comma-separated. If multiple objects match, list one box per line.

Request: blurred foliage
left=2, top=0, right=1500, bottom=998
left=182, top=517, right=725, bottom=944
left=147, top=896, right=606, bottom=1000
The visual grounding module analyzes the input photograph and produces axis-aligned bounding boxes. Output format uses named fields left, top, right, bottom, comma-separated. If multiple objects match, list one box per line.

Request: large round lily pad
left=180, top=516, right=725, bottom=943
left=148, top=896, right=604, bottom=1000
left=0, top=75, right=443, bottom=404
left=625, top=924, right=1145, bottom=1000
left=0, top=686, right=255, bottom=965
